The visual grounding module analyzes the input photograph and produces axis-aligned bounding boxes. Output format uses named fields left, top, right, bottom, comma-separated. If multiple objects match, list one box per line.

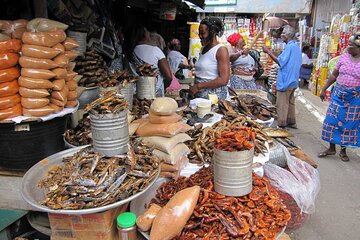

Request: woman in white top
left=123, top=25, right=172, bottom=97
left=227, top=33, right=257, bottom=89
left=167, top=38, right=193, bottom=79
left=189, top=17, right=230, bottom=100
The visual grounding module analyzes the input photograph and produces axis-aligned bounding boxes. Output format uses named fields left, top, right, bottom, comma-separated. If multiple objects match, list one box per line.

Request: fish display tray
left=21, top=146, right=159, bottom=215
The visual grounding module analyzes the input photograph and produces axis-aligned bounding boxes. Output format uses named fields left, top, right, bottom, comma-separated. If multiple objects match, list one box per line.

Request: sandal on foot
left=318, top=150, right=336, bottom=158
left=339, top=153, right=350, bottom=162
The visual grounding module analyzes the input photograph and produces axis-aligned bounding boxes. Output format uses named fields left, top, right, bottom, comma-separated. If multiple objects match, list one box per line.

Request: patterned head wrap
left=227, top=33, right=243, bottom=47
left=349, top=32, right=360, bottom=47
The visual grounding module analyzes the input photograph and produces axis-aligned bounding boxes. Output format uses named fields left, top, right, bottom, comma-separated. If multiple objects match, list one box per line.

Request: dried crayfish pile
left=185, top=114, right=269, bottom=164
left=132, top=98, right=153, bottom=119
left=137, top=63, right=158, bottom=77
left=38, top=138, right=159, bottom=210
left=75, top=49, right=108, bottom=87
left=215, top=127, right=255, bottom=152
left=84, top=92, right=128, bottom=115
left=217, top=94, right=276, bottom=121
left=151, top=167, right=291, bottom=239
left=64, top=116, right=92, bottom=146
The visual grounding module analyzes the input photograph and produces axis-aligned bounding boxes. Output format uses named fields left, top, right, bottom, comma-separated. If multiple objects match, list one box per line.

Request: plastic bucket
left=136, top=76, right=156, bottom=99
left=213, top=147, right=254, bottom=197
left=90, top=111, right=129, bottom=156
left=67, top=31, right=87, bottom=56
left=119, top=83, right=134, bottom=110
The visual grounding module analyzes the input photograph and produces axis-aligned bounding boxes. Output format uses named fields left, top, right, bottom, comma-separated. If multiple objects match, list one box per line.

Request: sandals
left=339, top=153, right=350, bottom=162
left=318, top=150, right=336, bottom=158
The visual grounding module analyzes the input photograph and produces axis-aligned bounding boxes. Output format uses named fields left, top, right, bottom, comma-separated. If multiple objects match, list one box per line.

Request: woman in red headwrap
left=227, top=33, right=257, bottom=89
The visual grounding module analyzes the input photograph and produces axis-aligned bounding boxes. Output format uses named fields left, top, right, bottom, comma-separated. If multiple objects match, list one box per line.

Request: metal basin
left=21, top=146, right=159, bottom=214
left=78, top=86, right=100, bottom=109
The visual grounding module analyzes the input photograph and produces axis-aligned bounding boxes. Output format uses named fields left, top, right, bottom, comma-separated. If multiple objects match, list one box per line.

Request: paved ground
left=284, top=89, right=360, bottom=240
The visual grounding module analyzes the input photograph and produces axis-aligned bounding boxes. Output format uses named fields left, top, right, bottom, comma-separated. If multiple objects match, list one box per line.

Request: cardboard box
left=49, top=203, right=128, bottom=240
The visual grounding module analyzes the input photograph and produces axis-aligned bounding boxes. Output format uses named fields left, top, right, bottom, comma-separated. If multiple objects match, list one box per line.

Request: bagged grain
left=150, top=97, right=178, bottom=116
left=136, top=120, right=191, bottom=137
left=64, top=50, right=79, bottom=61
left=150, top=186, right=200, bottom=240
left=129, top=121, right=141, bottom=136
left=22, top=105, right=55, bottom=117
left=21, top=68, right=56, bottom=79
left=65, top=100, right=77, bottom=107
left=63, top=37, right=79, bottom=50
left=49, top=103, right=63, bottom=112
left=66, top=71, right=77, bottom=80
left=66, top=62, right=76, bottom=72
left=0, top=80, right=19, bottom=97
left=21, top=97, right=49, bottom=109
left=0, top=33, right=10, bottom=41
left=136, top=204, right=162, bottom=232
left=47, top=30, right=66, bottom=43
left=0, top=103, right=22, bottom=120
left=0, top=53, right=19, bottom=69
left=52, top=79, right=65, bottom=91
left=0, top=39, right=21, bottom=53
left=12, top=19, right=28, bottom=30
left=22, top=31, right=60, bottom=47
left=19, top=56, right=58, bottom=69
left=51, top=85, right=68, bottom=102
left=67, top=90, right=77, bottom=101
left=18, top=76, right=54, bottom=89
left=142, top=133, right=191, bottom=154
left=0, top=94, right=21, bottom=110
left=19, top=87, right=49, bottom=98
left=152, top=143, right=190, bottom=164
left=148, top=109, right=182, bottom=124
left=66, top=79, right=77, bottom=90
left=26, top=18, right=68, bottom=32
left=11, top=27, right=26, bottom=39
left=52, top=43, right=65, bottom=53
left=21, top=44, right=61, bottom=59
left=0, top=20, right=11, bottom=32
left=0, top=67, right=20, bottom=83
left=52, top=54, right=69, bottom=67
left=52, top=67, right=67, bottom=78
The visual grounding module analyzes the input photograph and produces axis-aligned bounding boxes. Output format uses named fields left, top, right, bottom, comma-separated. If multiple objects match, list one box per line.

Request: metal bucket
left=78, top=86, right=100, bottom=109
left=136, top=76, right=156, bottom=99
left=90, top=111, right=129, bottom=156
left=119, top=83, right=134, bottom=110
left=213, top=147, right=254, bottom=197
left=67, top=31, right=87, bottom=56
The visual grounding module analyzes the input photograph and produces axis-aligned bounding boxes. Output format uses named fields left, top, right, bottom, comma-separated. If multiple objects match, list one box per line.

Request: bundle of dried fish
left=98, top=78, right=119, bottom=88
left=64, top=116, right=92, bottom=146
left=75, top=49, right=108, bottom=87
left=84, top=92, right=128, bottom=115
left=137, top=63, right=158, bottom=77
left=132, top=98, right=152, bottom=119
left=275, top=137, right=299, bottom=150
left=111, top=70, right=138, bottom=87
left=185, top=114, right=269, bottom=164
left=38, top=138, right=159, bottom=210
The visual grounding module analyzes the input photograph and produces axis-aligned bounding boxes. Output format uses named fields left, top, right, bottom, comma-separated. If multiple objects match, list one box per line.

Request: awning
left=185, top=0, right=205, bottom=9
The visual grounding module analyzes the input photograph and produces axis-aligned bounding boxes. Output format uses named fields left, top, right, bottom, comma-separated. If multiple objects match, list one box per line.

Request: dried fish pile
left=38, top=139, right=159, bottom=210
left=99, top=70, right=138, bottom=88
left=84, top=92, right=128, bottom=115
left=64, top=116, right=92, bottom=146
left=185, top=115, right=269, bottom=164
left=217, top=94, right=276, bottom=121
left=137, top=63, right=158, bottom=77
left=132, top=98, right=152, bottom=119
left=151, top=167, right=291, bottom=239
left=75, top=49, right=108, bottom=87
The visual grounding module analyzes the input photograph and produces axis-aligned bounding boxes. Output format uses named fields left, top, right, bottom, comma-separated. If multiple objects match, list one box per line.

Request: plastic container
left=119, top=83, right=134, bottom=110
left=0, top=115, right=68, bottom=170
left=117, top=212, right=137, bottom=240
left=136, top=76, right=156, bottom=100
left=213, top=147, right=254, bottom=197
left=90, top=111, right=129, bottom=157
left=197, top=102, right=211, bottom=118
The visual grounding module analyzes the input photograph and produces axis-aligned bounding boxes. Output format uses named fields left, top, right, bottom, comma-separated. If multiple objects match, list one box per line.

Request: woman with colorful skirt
left=318, top=32, right=360, bottom=161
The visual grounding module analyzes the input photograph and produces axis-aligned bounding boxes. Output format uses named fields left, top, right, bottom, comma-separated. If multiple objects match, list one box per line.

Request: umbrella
left=264, top=17, right=289, bottom=29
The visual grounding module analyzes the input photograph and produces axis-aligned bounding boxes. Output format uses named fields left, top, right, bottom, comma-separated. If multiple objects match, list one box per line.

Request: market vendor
left=227, top=33, right=257, bottom=90
left=262, top=25, right=302, bottom=129
left=123, top=25, right=172, bottom=97
left=189, top=17, right=230, bottom=100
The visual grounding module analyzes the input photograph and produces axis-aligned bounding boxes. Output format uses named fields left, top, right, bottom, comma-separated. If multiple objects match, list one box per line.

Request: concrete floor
left=284, top=89, right=360, bottom=240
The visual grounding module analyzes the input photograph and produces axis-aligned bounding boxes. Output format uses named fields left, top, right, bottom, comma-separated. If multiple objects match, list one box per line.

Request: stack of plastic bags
left=135, top=97, right=192, bottom=179
left=18, top=18, right=79, bottom=117
left=0, top=19, right=28, bottom=40
left=0, top=39, right=22, bottom=120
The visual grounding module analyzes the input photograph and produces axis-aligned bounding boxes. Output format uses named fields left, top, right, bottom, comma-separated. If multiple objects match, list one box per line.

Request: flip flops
left=339, top=153, right=350, bottom=162
left=318, top=150, right=336, bottom=158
